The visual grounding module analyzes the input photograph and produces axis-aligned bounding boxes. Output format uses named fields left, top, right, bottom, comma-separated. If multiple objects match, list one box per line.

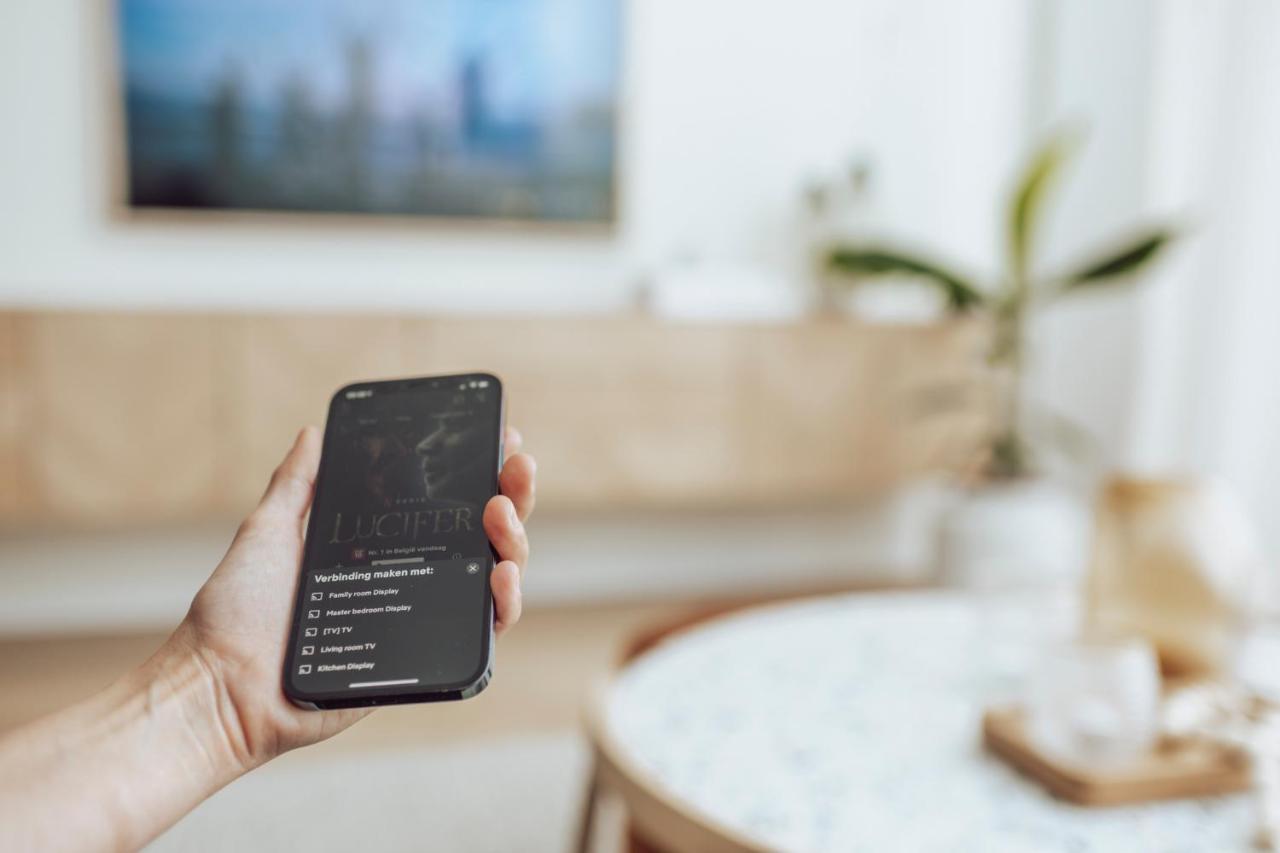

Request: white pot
left=937, top=478, right=1090, bottom=590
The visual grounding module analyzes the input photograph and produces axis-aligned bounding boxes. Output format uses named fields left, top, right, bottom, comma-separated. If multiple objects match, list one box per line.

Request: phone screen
left=284, top=373, right=503, bottom=708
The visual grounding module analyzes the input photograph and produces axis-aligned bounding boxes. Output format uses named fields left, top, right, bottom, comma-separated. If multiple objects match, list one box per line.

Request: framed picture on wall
left=112, top=0, right=620, bottom=225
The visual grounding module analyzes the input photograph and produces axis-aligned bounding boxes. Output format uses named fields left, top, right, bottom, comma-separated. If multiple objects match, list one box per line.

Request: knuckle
left=271, top=467, right=309, bottom=499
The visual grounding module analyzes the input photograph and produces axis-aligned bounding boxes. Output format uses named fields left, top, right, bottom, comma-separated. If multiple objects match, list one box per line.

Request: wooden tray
left=982, top=706, right=1251, bottom=806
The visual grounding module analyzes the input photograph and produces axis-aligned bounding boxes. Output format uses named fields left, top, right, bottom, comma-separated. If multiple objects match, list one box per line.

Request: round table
left=593, top=591, right=1256, bottom=852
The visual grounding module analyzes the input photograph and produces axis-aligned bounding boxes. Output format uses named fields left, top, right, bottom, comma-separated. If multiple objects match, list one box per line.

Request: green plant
left=823, top=132, right=1176, bottom=480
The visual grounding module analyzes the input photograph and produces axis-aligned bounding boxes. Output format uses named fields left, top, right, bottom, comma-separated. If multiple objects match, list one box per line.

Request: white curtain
left=1024, top=2, right=1280, bottom=557
left=1128, top=1, right=1280, bottom=557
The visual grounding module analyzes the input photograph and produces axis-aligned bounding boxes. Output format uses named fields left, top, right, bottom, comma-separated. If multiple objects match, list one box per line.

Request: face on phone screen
left=285, top=374, right=503, bottom=707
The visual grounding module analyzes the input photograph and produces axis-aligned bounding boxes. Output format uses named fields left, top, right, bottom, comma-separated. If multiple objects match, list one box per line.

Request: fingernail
left=506, top=501, right=520, bottom=527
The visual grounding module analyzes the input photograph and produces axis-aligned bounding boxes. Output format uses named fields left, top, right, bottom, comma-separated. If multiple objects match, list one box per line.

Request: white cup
left=1026, top=636, right=1161, bottom=767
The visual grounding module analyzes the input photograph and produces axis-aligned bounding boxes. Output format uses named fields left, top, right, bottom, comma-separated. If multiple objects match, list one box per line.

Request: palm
left=187, top=512, right=370, bottom=762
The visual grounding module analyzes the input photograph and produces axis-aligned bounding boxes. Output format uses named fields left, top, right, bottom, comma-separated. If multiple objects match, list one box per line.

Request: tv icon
left=310, top=591, right=324, bottom=602
left=297, top=665, right=312, bottom=675
left=307, top=610, right=320, bottom=619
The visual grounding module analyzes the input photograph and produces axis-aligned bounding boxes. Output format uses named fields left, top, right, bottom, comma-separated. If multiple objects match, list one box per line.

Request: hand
left=0, top=427, right=534, bottom=852
left=166, top=425, right=536, bottom=772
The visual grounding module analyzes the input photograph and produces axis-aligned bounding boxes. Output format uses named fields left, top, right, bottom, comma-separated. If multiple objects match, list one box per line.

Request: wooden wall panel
left=741, top=319, right=990, bottom=502
left=403, top=317, right=746, bottom=508
left=21, top=313, right=222, bottom=524
left=0, top=310, right=989, bottom=525
left=742, top=321, right=887, bottom=501
left=224, top=315, right=406, bottom=510
left=884, top=320, right=992, bottom=478
left=0, top=314, right=27, bottom=519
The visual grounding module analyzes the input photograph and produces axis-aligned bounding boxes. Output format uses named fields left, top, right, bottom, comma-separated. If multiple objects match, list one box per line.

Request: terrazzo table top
left=605, top=591, right=1255, bottom=852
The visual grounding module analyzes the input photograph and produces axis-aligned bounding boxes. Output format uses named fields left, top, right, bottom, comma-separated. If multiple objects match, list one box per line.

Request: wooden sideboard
left=0, top=310, right=991, bottom=527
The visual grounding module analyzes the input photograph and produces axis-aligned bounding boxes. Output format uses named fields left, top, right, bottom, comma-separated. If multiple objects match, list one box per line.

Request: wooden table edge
left=582, top=677, right=776, bottom=853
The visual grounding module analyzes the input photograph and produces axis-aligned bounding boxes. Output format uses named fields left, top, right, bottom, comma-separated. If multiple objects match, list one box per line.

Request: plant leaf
left=1008, top=132, right=1078, bottom=283
left=825, top=247, right=986, bottom=311
left=1058, top=229, right=1175, bottom=291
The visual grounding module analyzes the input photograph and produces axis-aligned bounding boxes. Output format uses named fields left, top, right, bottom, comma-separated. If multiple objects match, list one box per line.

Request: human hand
left=165, top=425, right=536, bottom=772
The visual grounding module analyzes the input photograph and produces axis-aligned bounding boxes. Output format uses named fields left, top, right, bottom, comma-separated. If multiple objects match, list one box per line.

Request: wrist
left=0, top=628, right=258, bottom=851
left=139, top=626, right=263, bottom=781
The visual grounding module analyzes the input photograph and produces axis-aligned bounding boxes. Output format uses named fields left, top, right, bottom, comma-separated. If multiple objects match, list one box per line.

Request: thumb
left=257, top=426, right=322, bottom=523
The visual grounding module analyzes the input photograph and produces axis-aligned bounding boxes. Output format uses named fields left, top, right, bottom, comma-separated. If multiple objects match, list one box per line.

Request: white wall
left=10, top=1, right=1276, bottom=535
left=0, top=0, right=1032, bottom=313
left=8, top=1, right=1275, bottom=616
left=1031, top=0, right=1280, bottom=564
left=1028, top=0, right=1160, bottom=468
left=1130, top=0, right=1280, bottom=558
left=0, top=1, right=1044, bottom=622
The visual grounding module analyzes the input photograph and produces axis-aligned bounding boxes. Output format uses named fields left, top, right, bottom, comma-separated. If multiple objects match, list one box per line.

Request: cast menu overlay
left=293, top=557, right=488, bottom=692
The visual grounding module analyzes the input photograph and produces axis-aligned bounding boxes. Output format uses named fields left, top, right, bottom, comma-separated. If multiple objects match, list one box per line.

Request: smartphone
left=283, top=373, right=504, bottom=709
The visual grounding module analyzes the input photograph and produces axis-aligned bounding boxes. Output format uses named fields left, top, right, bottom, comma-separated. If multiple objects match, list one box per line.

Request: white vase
left=937, top=477, right=1090, bottom=590
left=938, top=478, right=1091, bottom=695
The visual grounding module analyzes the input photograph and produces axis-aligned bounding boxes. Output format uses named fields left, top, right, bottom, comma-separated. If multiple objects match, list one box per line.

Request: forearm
left=0, top=635, right=248, bottom=852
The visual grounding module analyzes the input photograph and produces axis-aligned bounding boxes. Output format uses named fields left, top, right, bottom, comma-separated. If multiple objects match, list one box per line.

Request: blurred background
left=2, top=1, right=1280, bottom=851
